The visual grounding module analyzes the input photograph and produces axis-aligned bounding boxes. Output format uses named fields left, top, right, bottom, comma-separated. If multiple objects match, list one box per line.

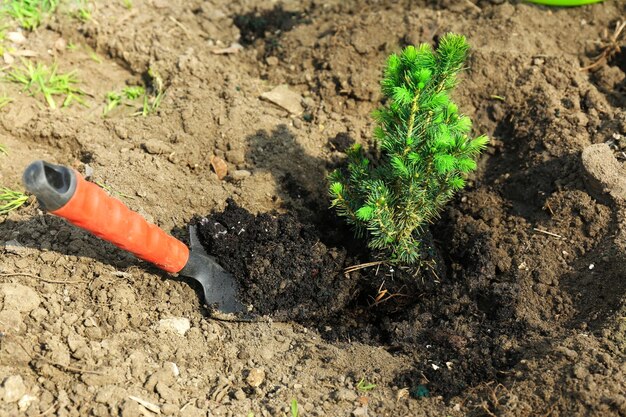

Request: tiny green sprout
left=103, top=85, right=146, bottom=116
left=123, top=85, right=144, bottom=100
left=0, top=187, right=28, bottom=215
left=0, top=143, right=6, bottom=154
left=6, top=60, right=85, bottom=109
left=138, top=68, right=165, bottom=116
left=3, top=0, right=59, bottom=30
left=67, top=41, right=78, bottom=50
left=329, top=33, right=488, bottom=264
left=87, top=48, right=101, bottom=63
left=103, top=91, right=122, bottom=115
left=356, top=378, right=377, bottom=392
left=71, top=0, right=91, bottom=22
left=121, top=0, right=132, bottom=9
left=291, top=399, right=299, bottom=417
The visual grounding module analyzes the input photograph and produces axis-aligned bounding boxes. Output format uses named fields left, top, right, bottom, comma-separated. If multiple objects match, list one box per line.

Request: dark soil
left=196, top=200, right=356, bottom=321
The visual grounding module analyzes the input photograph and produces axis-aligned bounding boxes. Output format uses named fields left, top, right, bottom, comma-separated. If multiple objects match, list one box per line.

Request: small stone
left=142, top=139, right=173, bottom=155
left=260, top=85, right=304, bottom=115
left=231, top=170, right=251, bottom=181
left=352, top=406, right=368, bottom=416
left=3, top=239, right=26, bottom=255
left=0, top=283, right=41, bottom=313
left=158, top=317, right=191, bottom=336
left=2, top=375, right=26, bottom=403
left=333, top=388, right=358, bottom=402
left=7, top=31, right=26, bottom=44
left=225, top=149, right=245, bottom=165
left=266, top=56, right=279, bottom=66
left=246, top=368, right=265, bottom=388
left=17, top=394, right=36, bottom=410
left=582, top=143, right=626, bottom=202
left=233, top=388, right=247, bottom=401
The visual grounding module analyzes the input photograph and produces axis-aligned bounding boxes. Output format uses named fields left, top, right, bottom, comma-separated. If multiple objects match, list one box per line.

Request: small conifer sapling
left=329, top=33, right=488, bottom=264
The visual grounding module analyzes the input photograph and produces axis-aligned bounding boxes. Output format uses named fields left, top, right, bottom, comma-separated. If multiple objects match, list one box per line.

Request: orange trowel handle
left=23, top=161, right=189, bottom=273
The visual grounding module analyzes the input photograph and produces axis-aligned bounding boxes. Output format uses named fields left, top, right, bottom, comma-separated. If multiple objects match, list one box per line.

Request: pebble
left=142, top=139, right=173, bottom=155
left=158, top=317, right=191, bottom=336
left=352, top=407, right=368, bottom=416
left=2, top=375, right=26, bottom=403
left=233, top=388, right=247, bottom=401
left=266, top=56, right=279, bottom=66
left=231, top=170, right=252, bottom=181
left=3, top=239, right=26, bottom=255
left=225, top=149, right=245, bottom=165
left=246, top=368, right=265, bottom=388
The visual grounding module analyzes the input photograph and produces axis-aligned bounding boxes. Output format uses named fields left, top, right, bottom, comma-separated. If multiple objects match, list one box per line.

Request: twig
left=168, top=16, right=190, bottom=37
left=0, top=272, right=85, bottom=285
left=128, top=396, right=161, bottom=414
left=344, top=261, right=386, bottom=274
left=533, top=228, right=563, bottom=239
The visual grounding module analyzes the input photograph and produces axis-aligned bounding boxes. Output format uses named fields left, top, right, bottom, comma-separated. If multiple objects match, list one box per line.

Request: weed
left=356, top=378, right=377, bottom=392
left=6, top=60, right=85, bottom=109
left=138, top=67, right=164, bottom=116
left=71, top=0, right=90, bottom=22
left=330, top=34, right=488, bottom=264
left=121, top=0, right=132, bottom=9
left=582, top=19, right=625, bottom=71
left=0, top=143, right=6, bottom=154
left=291, top=399, right=299, bottom=417
left=0, top=93, right=13, bottom=109
left=103, top=85, right=145, bottom=116
left=0, top=187, right=28, bottom=214
left=67, top=40, right=78, bottom=50
left=94, top=180, right=132, bottom=199
left=2, top=0, right=59, bottom=30
left=86, top=46, right=101, bottom=63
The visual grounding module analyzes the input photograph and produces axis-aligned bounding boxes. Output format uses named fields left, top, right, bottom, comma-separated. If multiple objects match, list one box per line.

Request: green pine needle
left=329, top=33, right=488, bottom=264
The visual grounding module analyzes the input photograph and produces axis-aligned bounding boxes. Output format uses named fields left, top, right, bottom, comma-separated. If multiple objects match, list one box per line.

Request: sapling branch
left=330, top=33, right=488, bottom=264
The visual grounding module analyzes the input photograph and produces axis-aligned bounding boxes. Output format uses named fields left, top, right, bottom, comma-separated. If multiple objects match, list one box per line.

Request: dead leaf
left=210, top=155, right=228, bottom=180
left=260, top=84, right=304, bottom=115
left=211, top=42, right=243, bottom=55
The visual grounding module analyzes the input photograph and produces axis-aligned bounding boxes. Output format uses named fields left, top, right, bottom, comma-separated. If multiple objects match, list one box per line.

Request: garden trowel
left=22, top=160, right=246, bottom=315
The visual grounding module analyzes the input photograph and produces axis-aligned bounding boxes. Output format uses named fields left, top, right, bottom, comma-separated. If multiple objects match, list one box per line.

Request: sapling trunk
left=330, top=33, right=488, bottom=264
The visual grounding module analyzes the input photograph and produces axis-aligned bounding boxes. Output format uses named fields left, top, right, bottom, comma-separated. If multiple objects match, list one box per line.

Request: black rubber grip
left=23, top=160, right=77, bottom=211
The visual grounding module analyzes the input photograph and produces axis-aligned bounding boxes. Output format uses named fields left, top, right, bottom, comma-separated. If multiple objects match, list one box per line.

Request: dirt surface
left=0, top=1, right=625, bottom=416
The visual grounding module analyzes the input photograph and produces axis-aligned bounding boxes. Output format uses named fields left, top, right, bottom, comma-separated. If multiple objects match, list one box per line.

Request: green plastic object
left=526, top=0, right=604, bottom=5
